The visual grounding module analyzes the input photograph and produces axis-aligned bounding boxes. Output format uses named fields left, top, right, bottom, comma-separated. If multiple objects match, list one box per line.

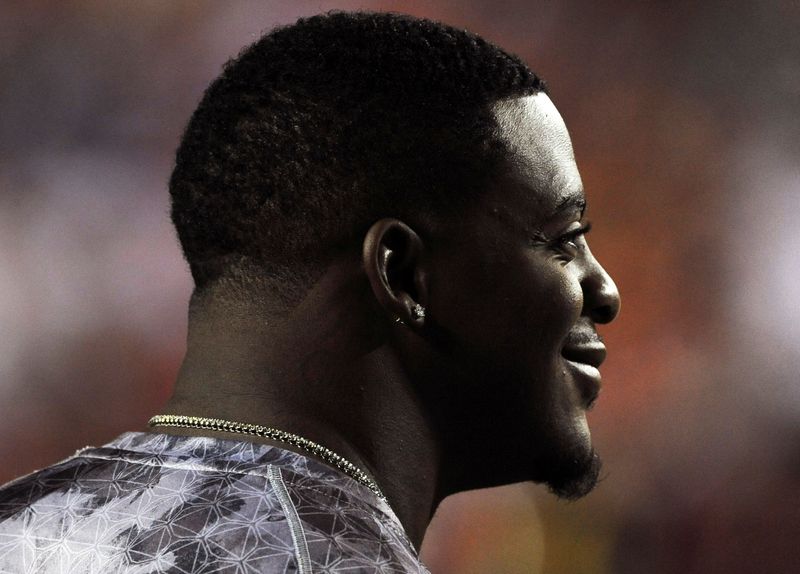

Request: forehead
left=482, top=93, right=584, bottom=229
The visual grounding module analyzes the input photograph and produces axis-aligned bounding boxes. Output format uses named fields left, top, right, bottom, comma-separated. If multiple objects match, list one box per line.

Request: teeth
left=561, top=345, right=606, bottom=368
left=567, top=360, right=600, bottom=379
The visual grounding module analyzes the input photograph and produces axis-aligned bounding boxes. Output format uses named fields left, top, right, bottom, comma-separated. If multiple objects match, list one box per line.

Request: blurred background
left=1, top=1, right=798, bottom=572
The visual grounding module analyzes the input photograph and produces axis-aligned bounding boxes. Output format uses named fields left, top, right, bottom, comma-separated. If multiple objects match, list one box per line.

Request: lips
left=561, top=342, right=606, bottom=369
left=561, top=330, right=606, bottom=408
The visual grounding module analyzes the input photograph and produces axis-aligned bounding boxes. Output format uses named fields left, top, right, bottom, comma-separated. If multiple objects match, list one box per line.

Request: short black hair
left=169, top=11, right=545, bottom=305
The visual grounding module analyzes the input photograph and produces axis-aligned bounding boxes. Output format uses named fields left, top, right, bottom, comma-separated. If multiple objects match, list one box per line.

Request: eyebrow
left=548, top=192, right=587, bottom=220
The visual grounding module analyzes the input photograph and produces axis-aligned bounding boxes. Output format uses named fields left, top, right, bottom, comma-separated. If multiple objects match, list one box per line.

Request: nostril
left=581, top=260, right=620, bottom=324
left=592, top=303, right=618, bottom=324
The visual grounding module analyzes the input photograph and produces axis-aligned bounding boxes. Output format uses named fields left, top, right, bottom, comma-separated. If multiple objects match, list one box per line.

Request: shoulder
left=271, top=464, right=428, bottom=572
left=0, top=434, right=428, bottom=573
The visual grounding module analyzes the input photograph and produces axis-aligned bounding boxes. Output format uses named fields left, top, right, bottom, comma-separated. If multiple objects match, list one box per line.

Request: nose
left=581, top=252, right=621, bottom=324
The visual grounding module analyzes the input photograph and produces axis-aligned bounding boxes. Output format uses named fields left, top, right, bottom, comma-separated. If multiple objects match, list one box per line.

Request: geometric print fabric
left=0, top=432, right=430, bottom=573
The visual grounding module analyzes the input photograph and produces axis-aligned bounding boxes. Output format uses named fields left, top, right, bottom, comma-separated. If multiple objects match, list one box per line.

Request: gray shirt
left=0, top=432, right=429, bottom=573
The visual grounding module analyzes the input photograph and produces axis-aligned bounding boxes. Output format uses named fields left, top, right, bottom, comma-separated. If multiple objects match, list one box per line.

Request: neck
left=158, top=263, right=440, bottom=549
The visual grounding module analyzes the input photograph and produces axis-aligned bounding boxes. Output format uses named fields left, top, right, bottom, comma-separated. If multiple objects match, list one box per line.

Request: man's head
left=380, top=93, right=620, bottom=499
left=169, top=11, right=619, bottom=500
left=169, top=11, right=544, bottom=306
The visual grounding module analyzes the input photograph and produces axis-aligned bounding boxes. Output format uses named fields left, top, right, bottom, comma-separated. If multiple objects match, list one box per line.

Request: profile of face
left=419, top=93, right=621, bottom=499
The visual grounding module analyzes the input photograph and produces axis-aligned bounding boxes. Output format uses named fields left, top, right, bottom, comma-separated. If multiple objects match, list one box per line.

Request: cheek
left=505, top=263, right=583, bottom=353
left=539, top=267, right=583, bottom=337
left=430, top=250, right=582, bottom=362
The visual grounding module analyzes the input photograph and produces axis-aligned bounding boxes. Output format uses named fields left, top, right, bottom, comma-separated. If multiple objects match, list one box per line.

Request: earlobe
left=362, top=218, right=427, bottom=327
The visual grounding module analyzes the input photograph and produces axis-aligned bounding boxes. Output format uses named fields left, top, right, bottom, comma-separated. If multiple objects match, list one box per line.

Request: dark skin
left=156, top=93, right=621, bottom=550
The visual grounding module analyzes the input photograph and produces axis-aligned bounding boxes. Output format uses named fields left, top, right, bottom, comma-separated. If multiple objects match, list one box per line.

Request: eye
left=550, top=221, right=592, bottom=260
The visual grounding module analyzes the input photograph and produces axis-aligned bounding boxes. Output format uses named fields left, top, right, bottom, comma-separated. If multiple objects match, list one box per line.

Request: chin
left=530, top=417, right=602, bottom=500
left=544, top=447, right=602, bottom=500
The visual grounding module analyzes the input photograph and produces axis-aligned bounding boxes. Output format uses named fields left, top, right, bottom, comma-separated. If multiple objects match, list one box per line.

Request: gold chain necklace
left=148, top=414, right=386, bottom=501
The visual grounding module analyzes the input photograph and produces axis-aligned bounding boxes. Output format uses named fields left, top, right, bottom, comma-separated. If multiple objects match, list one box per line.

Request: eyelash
left=550, top=221, right=592, bottom=255
left=556, top=221, right=592, bottom=244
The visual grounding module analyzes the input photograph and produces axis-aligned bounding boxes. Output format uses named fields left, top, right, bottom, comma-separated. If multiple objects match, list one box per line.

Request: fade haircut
left=169, top=11, right=545, bottom=307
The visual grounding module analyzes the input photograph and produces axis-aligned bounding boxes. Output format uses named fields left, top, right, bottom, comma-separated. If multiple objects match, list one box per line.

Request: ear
left=362, top=218, right=428, bottom=328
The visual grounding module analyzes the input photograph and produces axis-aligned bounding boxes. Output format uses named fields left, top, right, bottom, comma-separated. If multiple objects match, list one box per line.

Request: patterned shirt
left=0, top=432, right=429, bottom=573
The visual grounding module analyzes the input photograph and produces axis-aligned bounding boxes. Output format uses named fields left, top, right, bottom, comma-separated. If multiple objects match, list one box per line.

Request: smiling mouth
left=561, top=337, right=606, bottom=408
left=561, top=342, right=606, bottom=369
